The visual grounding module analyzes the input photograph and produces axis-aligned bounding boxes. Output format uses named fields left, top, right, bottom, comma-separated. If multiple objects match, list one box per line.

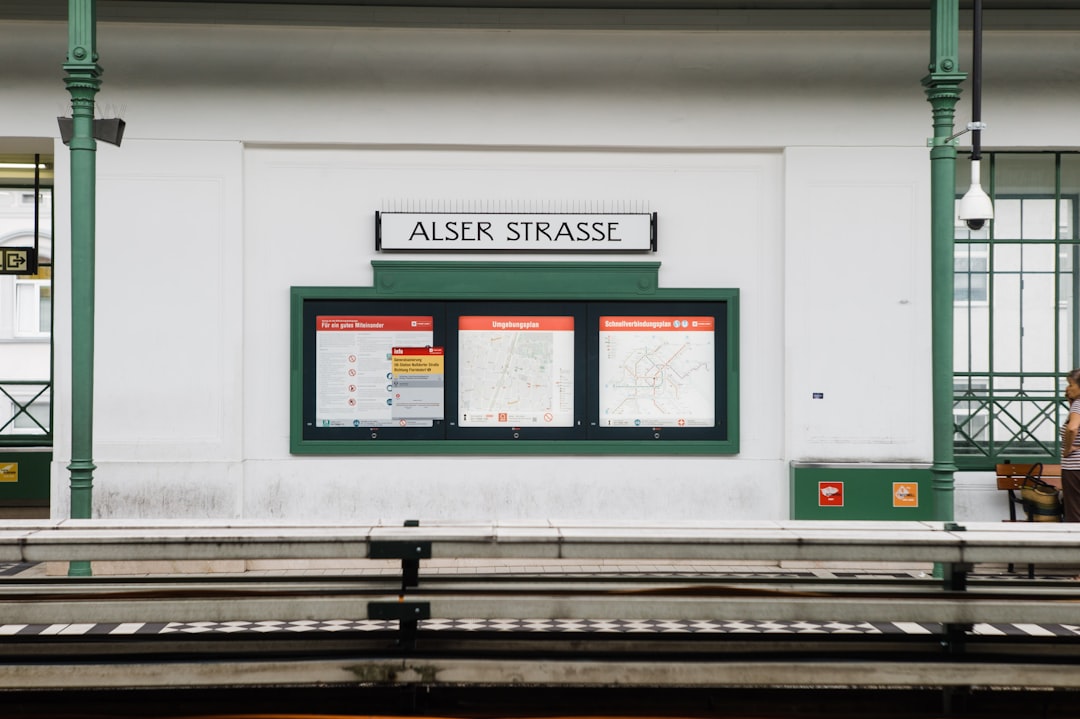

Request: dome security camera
left=958, top=159, right=994, bottom=231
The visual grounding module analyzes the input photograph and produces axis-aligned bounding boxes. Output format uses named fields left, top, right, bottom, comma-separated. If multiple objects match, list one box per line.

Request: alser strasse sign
left=376, top=212, right=656, bottom=252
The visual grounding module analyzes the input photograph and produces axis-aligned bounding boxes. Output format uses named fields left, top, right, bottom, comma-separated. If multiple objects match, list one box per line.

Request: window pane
left=955, top=309, right=990, bottom=374
left=1023, top=243, right=1057, bottom=272
left=1022, top=198, right=1058, bottom=240
left=992, top=274, right=1021, bottom=372
left=39, top=286, right=51, bottom=334
left=12, top=400, right=49, bottom=433
left=1021, top=273, right=1057, bottom=372
left=993, top=198, right=1022, bottom=240
left=955, top=253, right=988, bottom=302
left=994, top=154, right=1056, bottom=197
left=1061, top=155, right=1080, bottom=239
left=1059, top=198, right=1075, bottom=242
left=14, top=282, right=37, bottom=334
left=14, top=280, right=50, bottom=336
left=994, top=244, right=1021, bottom=272
left=1059, top=247, right=1078, bottom=371
left=36, top=189, right=51, bottom=232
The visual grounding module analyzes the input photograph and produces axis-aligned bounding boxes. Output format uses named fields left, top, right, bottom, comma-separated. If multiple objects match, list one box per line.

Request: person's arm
left=1064, top=411, right=1080, bottom=457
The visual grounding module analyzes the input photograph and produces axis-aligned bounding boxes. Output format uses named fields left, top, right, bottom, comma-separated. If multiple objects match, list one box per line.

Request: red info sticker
left=818, top=481, right=844, bottom=507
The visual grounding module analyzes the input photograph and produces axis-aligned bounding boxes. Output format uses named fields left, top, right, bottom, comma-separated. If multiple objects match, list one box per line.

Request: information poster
left=390, top=347, right=445, bottom=421
left=598, top=315, right=715, bottom=427
left=315, top=315, right=434, bottom=427
left=457, top=316, right=575, bottom=427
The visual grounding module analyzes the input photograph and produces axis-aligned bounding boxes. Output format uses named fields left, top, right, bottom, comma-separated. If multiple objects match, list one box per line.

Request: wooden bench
left=996, top=462, right=1062, bottom=521
left=996, top=462, right=1063, bottom=576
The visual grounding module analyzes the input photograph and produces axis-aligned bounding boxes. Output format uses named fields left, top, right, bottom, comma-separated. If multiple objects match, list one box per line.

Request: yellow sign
left=0, top=248, right=37, bottom=275
left=0, top=463, right=18, bottom=483
left=893, top=482, right=918, bottom=507
left=392, top=352, right=445, bottom=375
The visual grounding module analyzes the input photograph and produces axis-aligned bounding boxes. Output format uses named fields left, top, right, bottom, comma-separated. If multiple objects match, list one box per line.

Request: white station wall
left=785, top=147, right=932, bottom=463
left=242, top=148, right=783, bottom=521
left=21, top=18, right=1074, bottom=521
left=51, top=140, right=245, bottom=518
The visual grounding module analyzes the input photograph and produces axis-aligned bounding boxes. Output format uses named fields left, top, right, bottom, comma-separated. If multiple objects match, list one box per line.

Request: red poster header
left=599, top=316, right=715, bottom=332
left=317, top=316, right=434, bottom=332
left=459, top=316, right=575, bottom=332
left=392, top=347, right=444, bottom=356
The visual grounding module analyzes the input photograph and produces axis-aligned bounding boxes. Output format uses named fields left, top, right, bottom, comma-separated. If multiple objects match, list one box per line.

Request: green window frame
left=953, top=151, right=1080, bottom=469
left=291, top=261, right=739, bottom=455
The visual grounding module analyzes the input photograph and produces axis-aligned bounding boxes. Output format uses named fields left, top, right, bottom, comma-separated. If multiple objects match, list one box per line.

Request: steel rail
left=2, top=520, right=1079, bottom=566
left=0, top=521, right=1078, bottom=635
left=0, top=578, right=1079, bottom=626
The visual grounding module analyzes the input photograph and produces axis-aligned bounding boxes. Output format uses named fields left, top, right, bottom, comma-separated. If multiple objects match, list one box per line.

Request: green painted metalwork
left=789, top=465, right=934, bottom=521
left=952, top=152, right=1080, bottom=469
left=290, top=262, right=739, bottom=455
left=0, top=381, right=51, bottom=445
left=370, top=260, right=661, bottom=298
left=64, top=0, right=100, bottom=576
left=923, top=0, right=965, bottom=521
left=0, top=450, right=52, bottom=503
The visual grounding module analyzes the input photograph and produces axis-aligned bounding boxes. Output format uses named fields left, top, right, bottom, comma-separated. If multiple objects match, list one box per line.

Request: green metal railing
left=0, top=381, right=52, bottom=447
left=953, top=374, right=1062, bottom=464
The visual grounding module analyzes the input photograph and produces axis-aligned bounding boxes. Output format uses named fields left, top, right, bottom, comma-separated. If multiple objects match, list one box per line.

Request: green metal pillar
left=922, top=0, right=965, bottom=523
left=64, top=0, right=100, bottom=576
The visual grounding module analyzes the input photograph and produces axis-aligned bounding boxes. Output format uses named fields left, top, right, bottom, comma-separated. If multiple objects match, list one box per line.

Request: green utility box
left=0, top=449, right=51, bottom=505
left=790, top=462, right=934, bottom=520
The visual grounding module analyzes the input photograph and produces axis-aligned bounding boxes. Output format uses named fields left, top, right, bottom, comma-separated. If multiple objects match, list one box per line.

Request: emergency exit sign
left=0, top=248, right=37, bottom=275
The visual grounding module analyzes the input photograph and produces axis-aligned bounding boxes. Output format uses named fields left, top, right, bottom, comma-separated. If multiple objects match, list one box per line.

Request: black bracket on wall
left=370, top=538, right=432, bottom=591
left=368, top=600, right=432, bottom=649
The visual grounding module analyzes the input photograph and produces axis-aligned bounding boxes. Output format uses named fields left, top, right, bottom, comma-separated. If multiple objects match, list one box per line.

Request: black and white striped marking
left=0, top=618, right=1078, bottom=638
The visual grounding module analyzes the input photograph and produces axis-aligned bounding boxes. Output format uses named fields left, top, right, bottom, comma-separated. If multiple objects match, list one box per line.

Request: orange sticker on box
left=893, top=482, right=919, bottom=507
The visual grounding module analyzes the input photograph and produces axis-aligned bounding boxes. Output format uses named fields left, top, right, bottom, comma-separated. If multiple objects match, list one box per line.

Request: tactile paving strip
left=1, top=618, right=1078, bottom=638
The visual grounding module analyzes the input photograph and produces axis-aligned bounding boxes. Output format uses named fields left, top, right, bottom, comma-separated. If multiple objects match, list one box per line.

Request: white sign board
left=377, top=212, right=654, bottom=252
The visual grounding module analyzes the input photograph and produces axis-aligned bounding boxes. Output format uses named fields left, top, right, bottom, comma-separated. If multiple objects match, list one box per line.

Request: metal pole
left=33, top=155, right=40, bottom=258
left=64, top=0, right=100, bottom=576
left=923, top=0, right=965, bottom=522
left=970, top=0, right=983, bottom=162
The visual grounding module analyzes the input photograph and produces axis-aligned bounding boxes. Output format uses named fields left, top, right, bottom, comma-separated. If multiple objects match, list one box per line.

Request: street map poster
left=598, top=315, right=715, bottom=427
left=457, top=315, right=575, bottom=427
left=315, top=315, right=435, bottom=427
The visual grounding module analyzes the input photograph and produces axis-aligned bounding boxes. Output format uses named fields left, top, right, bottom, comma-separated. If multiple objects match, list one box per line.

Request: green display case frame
left=291, top=261, right=739, bottom=455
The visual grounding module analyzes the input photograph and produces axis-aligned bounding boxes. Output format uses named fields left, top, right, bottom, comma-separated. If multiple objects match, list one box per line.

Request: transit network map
left=457, top=316, right=575, bottom=427
left=598, top=316, right=715, bottom=427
